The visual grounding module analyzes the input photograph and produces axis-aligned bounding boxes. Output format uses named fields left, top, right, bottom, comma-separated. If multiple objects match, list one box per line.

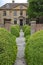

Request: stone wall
left=31, top=21, right=43, bottom=34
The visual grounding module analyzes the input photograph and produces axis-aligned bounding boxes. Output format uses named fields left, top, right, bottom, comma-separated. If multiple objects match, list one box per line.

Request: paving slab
left=14, top=29, right=26, bottom=65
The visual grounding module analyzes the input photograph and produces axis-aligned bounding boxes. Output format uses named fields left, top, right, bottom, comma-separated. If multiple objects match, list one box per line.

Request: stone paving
left=14, top=29, right=26, bottom=65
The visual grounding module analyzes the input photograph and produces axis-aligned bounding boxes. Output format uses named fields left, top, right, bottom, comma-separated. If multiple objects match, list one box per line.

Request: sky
left=0, top=0, right=27, bottom=6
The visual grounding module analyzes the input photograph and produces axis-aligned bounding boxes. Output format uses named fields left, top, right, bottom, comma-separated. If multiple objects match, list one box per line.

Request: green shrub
left=0, top=28, right=17, bottom=65
left=25, top=30, right=43, bottom=65
left=25, top=35, right=30, bottom=42
left=11, top=25, right=19, bottom=37
left=24, top=26, right=31, bottom=37
left=15, top=25, right=20, bottom=32
left=23, top=25, right=28, bottom=32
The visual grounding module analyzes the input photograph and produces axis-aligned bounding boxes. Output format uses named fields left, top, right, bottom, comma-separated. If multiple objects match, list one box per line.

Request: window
left=14, top=11, right=17, bottom=16
left=20, top=11, right=23, bottom=15
left=6, top=4, right=9, bottom=8
left=14, top=18, right=17, bottom=24
left=3, top=11, right=6, bottom=16
left=26, top=18, right=29, bottom=24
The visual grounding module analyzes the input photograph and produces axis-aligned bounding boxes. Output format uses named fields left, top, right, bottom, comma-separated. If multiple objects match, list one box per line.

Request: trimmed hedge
left=0, top=28, right=17, bottom=65
left=15, top=25, right=20, bottom=32
left=24, top=26, right=31, bottom=37
left=25, top=30, right=43, bottom=65
left=23, top=25, right=28, bottom=32
left=25, top=35, right=30, bottom=42
left=11, top=25, right=20, bottom=37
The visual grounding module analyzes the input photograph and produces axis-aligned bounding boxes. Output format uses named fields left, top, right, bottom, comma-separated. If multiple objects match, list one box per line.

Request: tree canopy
left=27, top=0, right=43, bottom=18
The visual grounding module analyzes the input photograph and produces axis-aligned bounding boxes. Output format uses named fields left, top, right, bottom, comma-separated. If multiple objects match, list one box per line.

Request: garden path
left=14, top=29, right=26, bottom=65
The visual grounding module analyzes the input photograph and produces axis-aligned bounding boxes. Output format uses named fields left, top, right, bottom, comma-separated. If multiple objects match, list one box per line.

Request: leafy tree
left=27, top=0, right=43, bottom=19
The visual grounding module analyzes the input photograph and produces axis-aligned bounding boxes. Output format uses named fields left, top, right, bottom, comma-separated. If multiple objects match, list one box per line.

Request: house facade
left=0, top=1, right=29, bottom=30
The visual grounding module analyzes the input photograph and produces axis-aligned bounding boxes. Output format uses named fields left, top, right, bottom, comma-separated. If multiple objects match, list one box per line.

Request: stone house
left=0, top=0, right=29, bottom=30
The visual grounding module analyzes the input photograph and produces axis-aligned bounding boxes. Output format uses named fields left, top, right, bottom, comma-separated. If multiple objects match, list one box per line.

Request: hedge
left=15, top=25, right=20, bottom=32
left=25, top=35, right=30, bottom=42
left=25, top=30, right=43, bottom=65
left=23, top=25, right=28, bottom=32
left=24, top=26, right=31, bottom=37
left=10, top=25, right=20, bottom=37
left=0, top=28, right=17, bottom=65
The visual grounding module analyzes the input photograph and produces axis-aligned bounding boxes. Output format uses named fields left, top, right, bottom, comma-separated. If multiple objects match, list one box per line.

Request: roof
left=0, top=3, right=28, bottom=10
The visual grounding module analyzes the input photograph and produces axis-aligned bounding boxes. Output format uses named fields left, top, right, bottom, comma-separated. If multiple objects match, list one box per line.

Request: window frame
left=14, top=18, right=17, bottom=24
left=3, top=11, right=6, bottom=16
left=14, top=11, right=17, bottom=16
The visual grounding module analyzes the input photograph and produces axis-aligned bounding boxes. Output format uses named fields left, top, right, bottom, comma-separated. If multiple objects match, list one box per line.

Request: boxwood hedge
left=15, top=25, right=20, bottom=32
left=25, top=30, right=43, bottom=65
left=0, top=28, right=17, bottom=65
left=25, top=35, right=30, bottom=42
left=24, top=26, right=31, bottom=37
left=11, top=25, right=20, bottom=37
left=23, top=25, right=28, bottom=32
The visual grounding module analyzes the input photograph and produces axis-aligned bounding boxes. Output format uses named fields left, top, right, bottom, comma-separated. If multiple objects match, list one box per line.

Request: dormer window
left=6, top=4, right=9, bottom=8
left=3, top=11, right=6, bottom=16
left=20, top=5, right=23, bottom=9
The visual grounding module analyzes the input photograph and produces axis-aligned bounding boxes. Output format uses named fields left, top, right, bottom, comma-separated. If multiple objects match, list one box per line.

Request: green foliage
left=15, top=25, right=20, bottom=32
left=23, top=25, right=28, bottom=32
left=27, top=0, right=43, bottom=18
left=25, top=30, right=43, bottom=65
left=11, top=25, right=20, bottom=37
left=0, top=28, right=17, bottom=65
left=25, top=35, right=30, bottom=42
left=24, top=26, right=31, bottom=37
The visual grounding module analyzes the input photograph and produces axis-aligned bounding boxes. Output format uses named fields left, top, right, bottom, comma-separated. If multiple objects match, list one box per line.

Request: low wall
left=31, top=21, right=43, bottom=34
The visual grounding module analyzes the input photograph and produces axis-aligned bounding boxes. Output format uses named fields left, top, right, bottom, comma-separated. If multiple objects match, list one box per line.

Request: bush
left=0, top=28, right=17, bottom=65
left=11, top=25, right=19, bottom=37
left=25, top=35, right=30, bottom=42
left=24, top=26, right=31, bottom=37
left=23, top=25, right=28, bottom=32
left=25, top=30, right=43, bottom=65
left=15, top=25, right=20, bottom=32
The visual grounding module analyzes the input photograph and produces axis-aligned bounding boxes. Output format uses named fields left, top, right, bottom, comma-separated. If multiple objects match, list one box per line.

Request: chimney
left=12, top=0, right=15, bottom=3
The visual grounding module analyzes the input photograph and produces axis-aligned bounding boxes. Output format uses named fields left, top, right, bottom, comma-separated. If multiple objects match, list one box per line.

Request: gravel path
left=14, top=29, right=26, bottom=65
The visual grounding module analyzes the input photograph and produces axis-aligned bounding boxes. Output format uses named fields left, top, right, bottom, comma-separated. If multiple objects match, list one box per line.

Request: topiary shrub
left=24, top=26, right=31, bottom=37
left=0, top=28, right=17, bottom=65
left=25, top=35, right=30, bottom=42
left=11, top=25, right=19, bottom=37
left=15, top=25, right=20, bottom=32
left=23, top=25, right=28, bottom=32
left=25, top=30, right=43, bottom=65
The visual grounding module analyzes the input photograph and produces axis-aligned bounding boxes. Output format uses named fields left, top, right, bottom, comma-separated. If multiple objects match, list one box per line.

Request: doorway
left=20, top=19, right=23, bottom=26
